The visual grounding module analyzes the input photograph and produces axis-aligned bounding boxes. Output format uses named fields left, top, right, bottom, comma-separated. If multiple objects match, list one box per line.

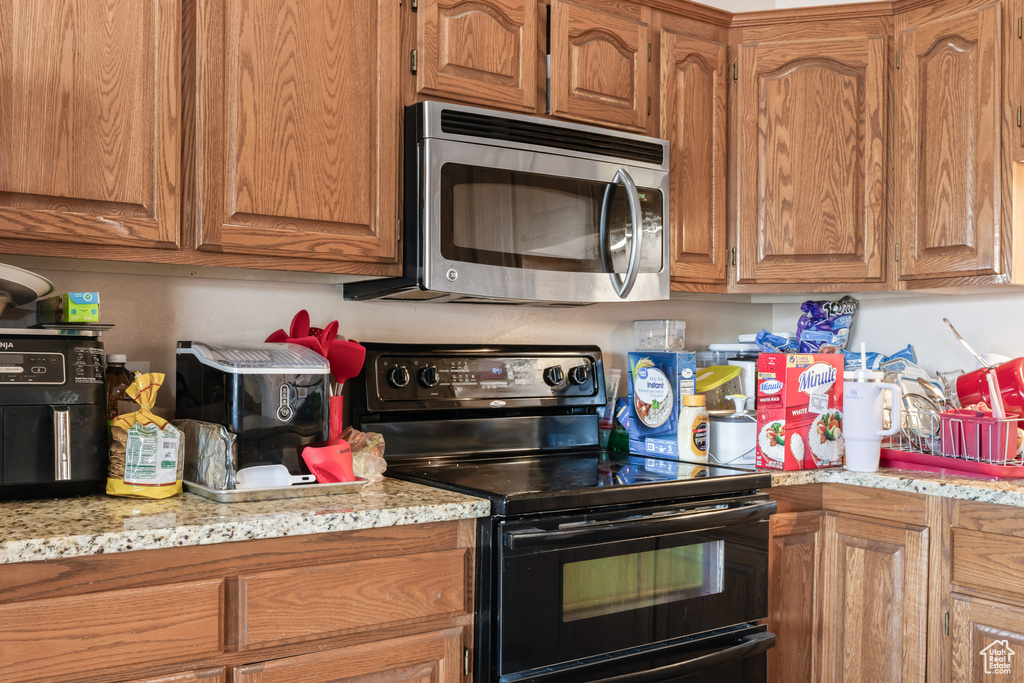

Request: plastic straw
left=987, top=372, right=1006, bottom=418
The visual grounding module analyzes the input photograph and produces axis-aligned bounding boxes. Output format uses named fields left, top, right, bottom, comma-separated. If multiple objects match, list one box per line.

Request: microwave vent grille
left=440, top=110, right=664, bottom=166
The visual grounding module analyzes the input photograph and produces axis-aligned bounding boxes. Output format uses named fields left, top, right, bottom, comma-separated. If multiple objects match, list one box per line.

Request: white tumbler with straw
left=843, top=343, right=904, bottom=472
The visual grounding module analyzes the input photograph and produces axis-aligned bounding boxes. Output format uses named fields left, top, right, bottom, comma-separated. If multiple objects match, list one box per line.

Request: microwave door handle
left=506, top=500, right=777, bottom=550
left=599, top=168, right=643, bottom=298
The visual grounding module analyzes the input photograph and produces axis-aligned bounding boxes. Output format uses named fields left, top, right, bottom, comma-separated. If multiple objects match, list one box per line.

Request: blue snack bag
left=796, top=296, right=859, bottom=353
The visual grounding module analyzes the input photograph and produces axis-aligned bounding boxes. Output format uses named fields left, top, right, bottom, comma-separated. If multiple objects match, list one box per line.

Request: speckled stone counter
left=769, top=466, right=1024, bottom=506
left=0, top=478, right=489, bottom=565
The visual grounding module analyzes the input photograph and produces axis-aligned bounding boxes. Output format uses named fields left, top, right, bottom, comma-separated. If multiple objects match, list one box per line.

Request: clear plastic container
left=633, top=319, right=686, bottom=351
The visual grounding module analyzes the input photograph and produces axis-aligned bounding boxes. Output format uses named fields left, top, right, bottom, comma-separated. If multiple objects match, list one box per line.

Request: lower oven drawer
left=496, top=495, right=775, bottom=680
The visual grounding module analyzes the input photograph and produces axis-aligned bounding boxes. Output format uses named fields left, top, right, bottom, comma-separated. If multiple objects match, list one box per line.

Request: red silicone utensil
left=328, top=395, right=344, bottom=444
left=289, top=309, right=310, bottom=339
left=301, top=440, right=357, bottom=483
left=265, top=329, right=289, bottom=343
left=327, top=339, right=366, bottom=384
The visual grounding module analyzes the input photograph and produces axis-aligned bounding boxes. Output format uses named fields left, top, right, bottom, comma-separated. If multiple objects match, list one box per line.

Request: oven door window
left=498, top=518, right=767, bottom=676
left=440, top=164, right=663, bottom=274
left=562, top=540, right=724, bottom=622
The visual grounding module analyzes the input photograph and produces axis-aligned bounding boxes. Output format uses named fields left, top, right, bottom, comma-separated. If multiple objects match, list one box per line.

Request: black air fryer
left=0, top=329, right=107, bottom=500
left=175, top=341, right=329, bottom=475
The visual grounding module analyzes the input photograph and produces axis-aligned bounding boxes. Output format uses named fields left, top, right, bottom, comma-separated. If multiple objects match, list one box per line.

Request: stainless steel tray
left=184, top=478, right=366, bottom=503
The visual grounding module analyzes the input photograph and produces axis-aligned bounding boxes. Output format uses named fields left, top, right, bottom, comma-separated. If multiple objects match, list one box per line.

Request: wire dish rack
left=881, top=407, right=1024, bottom=477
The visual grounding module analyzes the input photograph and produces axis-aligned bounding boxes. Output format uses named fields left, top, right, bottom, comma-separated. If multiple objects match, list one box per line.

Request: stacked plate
left=0, top=263, right=54, bottom=317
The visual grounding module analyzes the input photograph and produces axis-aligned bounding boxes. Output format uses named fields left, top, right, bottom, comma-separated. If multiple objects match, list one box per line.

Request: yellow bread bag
left=106, top=373, right=183, bottom=498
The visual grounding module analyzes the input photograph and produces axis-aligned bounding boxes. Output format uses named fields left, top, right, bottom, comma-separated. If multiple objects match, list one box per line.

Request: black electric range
left=350, top=343, right=775, bottom=683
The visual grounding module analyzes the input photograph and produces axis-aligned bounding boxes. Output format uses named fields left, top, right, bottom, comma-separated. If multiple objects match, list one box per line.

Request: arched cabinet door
left=894, top=2, right=1005, bottom=284
left=414, top=0, right=539, bottom=113
left=660, top=28, right=728, bottom=290
left=734, top=30, right=888, bottom=288
left=549, top=0, right=650, bottom=133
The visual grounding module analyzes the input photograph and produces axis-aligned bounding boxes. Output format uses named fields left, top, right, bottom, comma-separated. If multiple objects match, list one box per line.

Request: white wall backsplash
left=772, top=291, right=1024, bottom=374
left=3, top=265, right=772, bottom=410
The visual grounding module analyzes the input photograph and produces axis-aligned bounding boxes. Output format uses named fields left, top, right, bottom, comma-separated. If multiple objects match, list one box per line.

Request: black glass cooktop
left=386, top=450, right=771, bottom=516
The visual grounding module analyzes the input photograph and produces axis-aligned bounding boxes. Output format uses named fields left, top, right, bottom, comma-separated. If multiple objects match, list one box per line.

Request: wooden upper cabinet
left=415, top=0, right=539, bottom=112
left=895, top=2, right=1004, bottom=283
left=734, top=29, right=888, bottom=287
left=0, top=0, right=181, bottom=250
left=660, top=26, right=728, bottom=289
left=1015, top=0, right=1024, bottom=157
left=549, top=0, right=650, bottom=132
left=189, top=0, right=401, bottom=265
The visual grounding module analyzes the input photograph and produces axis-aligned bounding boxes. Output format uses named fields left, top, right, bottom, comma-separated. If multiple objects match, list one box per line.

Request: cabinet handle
left=733, top=62, right=738, bottom=82
left=731, top=246, right=737, bottom=267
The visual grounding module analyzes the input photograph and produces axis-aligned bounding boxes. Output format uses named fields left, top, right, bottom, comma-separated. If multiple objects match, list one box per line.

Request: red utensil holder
left=940, top=409, right=1018, bottom=463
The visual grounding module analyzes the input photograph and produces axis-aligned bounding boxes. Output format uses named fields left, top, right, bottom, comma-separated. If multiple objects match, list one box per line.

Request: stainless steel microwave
left=344, top=101, right=670, bottom=305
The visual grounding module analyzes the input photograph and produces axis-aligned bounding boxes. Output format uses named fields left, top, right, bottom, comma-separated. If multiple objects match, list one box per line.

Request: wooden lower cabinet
left=232, top=627, right=465, bottom=683
left=950, top=595, right=1024, bottom=681
left=0, top=520, right=475, bottom=683
left=768, top=510, right=826, bottom=682
left=822, top=513, right=929, bottom=682
left=768, top=484, right=936, bottom=683
left=123, top=671, right=226, bottom=683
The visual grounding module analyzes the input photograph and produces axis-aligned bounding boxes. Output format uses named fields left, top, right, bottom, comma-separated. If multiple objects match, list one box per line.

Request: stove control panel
left=369, top=351, right=601, bottom=405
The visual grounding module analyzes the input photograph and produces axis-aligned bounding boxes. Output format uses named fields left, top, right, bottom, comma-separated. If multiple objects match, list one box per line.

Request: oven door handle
left=505, top=500, right=777, bottom=551
left=582, top=631, right=776, bottom=683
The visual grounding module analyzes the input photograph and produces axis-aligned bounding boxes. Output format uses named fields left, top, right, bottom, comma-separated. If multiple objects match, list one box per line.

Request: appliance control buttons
left=543, top=365, right=564, bottom=386
left=418, top=365, right=440, bottom=388
left=387, top=365, right=411, bottom=388
left=568, top=365, right=589, bottom=386
left=277, top=385, right=293, bottom=421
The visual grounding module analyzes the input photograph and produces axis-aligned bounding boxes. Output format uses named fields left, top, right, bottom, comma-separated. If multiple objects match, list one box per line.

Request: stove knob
left=568, top=365, right=589, bottom=386
left=387, top=365, right=410, bottom=388
left=543, top=365, right=565, bottom=386
left=418, top=365, right=440, bottom=388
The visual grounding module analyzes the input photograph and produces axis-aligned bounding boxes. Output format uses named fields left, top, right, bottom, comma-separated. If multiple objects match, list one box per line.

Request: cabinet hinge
left=731, top=246, right=737, bottom=267
left=410, top=49, right=418, bottom=74
left=895, top=243, right=900, bottom=262
left=411, top=0, right=418, bottom=10
left=944, top=611, right=949, bottom=635
left=648, top=43, right=652, bottom=62
left=732, top=62, right=738, bottom=82
left=647, top=96, right=651, bottom=116
left=896, top=50, right=900, bottom=69
left=464, top=648, right=470, bottom=676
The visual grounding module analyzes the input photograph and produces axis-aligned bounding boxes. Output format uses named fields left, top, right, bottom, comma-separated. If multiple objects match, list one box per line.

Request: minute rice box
left=755, top=353, right=844, bottom=470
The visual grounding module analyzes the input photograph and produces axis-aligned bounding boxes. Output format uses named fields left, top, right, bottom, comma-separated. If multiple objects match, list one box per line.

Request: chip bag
left=106, top=373, right=183, bottom=498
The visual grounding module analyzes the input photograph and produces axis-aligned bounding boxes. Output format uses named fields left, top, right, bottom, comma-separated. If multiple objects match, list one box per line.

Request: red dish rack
left=880, top=408, right=1024, bottom=478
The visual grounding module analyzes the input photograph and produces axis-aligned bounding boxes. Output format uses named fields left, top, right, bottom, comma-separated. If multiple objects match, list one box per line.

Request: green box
left=37, top=292, right=100, bottom=324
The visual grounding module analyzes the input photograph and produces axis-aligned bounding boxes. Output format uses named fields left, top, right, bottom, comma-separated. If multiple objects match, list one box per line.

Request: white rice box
left=755, top=353, right=844, bottom=470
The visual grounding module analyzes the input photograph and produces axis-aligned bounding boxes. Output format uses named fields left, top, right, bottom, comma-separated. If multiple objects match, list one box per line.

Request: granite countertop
left=770, top=466, right=1024, bottom=506
left=0, top=478, right=489, bottom=565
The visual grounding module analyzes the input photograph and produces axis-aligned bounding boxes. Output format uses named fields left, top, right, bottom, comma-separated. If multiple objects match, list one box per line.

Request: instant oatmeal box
left=755, top=353, right=845, bottom=470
